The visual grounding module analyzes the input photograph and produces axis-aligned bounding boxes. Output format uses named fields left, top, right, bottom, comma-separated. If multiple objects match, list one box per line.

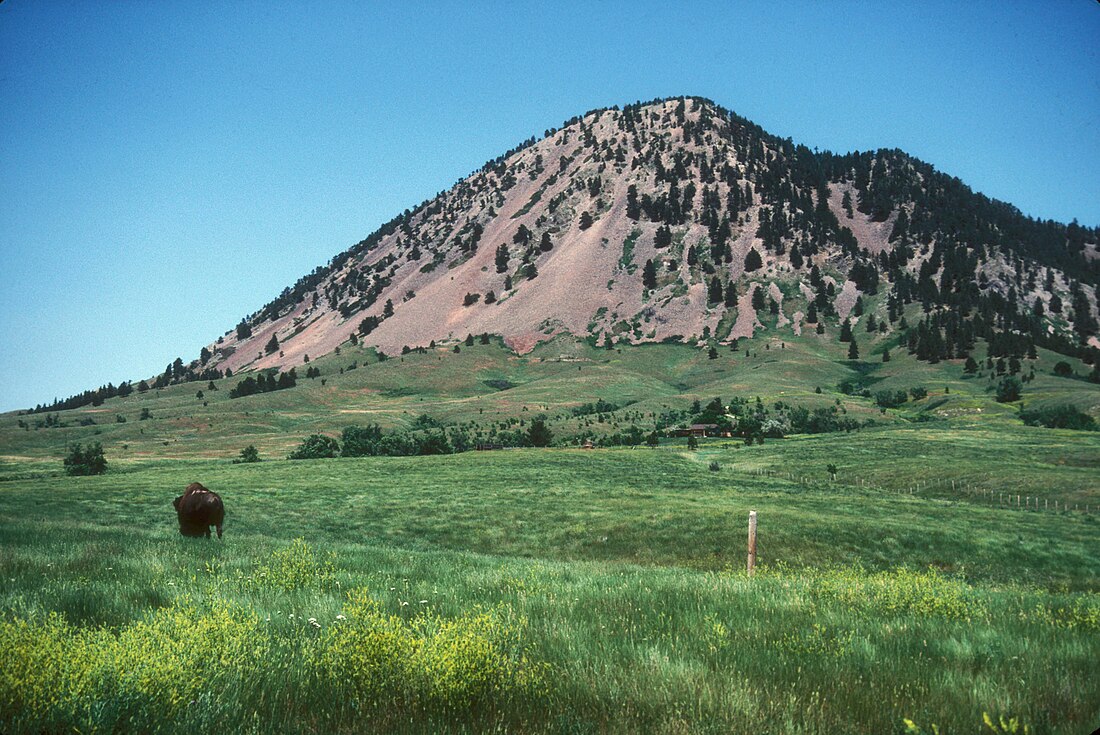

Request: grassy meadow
left=2, top=335, right=1099, bottom=733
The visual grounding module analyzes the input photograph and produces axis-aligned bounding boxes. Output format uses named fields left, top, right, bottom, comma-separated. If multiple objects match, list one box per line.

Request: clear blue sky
left=1, top=1, right=1098, bottom=411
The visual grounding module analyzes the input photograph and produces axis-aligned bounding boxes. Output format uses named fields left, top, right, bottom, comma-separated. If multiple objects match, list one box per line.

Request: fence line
left=745, top=467, right=1093, bottom=515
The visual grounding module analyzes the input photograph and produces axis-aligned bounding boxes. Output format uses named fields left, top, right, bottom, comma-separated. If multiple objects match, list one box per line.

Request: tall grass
left=1, top=529, right=1098, bottom=733
left=1, top=425, right=1097, bottom=732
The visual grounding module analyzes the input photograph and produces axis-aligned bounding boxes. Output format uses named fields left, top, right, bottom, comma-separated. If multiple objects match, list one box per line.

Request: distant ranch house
left=668, top=423, right=730, bottom=438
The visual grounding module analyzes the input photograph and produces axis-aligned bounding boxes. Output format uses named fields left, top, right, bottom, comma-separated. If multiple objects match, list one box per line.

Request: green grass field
left=2, top=336, right=1099, bottom=733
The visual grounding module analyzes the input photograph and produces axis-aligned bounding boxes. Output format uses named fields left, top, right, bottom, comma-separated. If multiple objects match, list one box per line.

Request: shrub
left=1053, top=361, right=1074, bottom=377
left=341, top=424, right=384, bottom=457
left=708, top=461, right=720, bottom=472
left=234, top=445, right=260, bottom=463
left=63, top=442, right=107, bottom=476
left=874, top=390, right=908, bottom=408
left=909, top=386, right=928, bottom=400
left=1020, top=404, right=1097, bottom=431
left=288, top=434, right=340, bottom=460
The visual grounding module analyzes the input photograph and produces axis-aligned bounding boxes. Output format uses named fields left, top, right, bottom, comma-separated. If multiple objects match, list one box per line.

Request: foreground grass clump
left=320, top=589, right=542, bottom=713
left=1, top=588, right=542, bottom=734
left=1, top=599, right=267, bottom=732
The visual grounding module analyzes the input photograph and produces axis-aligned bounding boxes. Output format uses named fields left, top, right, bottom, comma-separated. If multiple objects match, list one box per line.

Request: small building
left=669, top=423, right=720, bottom=438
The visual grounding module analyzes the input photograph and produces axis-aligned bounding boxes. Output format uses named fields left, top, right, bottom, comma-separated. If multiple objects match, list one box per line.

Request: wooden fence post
left=747, top=511, right=757, bottom=576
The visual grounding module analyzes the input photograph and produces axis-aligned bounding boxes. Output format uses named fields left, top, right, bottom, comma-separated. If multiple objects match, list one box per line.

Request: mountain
left=28, top=96, right=1100, bottom=408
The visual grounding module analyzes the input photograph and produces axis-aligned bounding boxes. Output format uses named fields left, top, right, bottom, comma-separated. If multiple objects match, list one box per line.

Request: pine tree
left=643, top=259, right=658, bottom=290
left=495, top=243, right=510, bottom=273
left=882, top=348, right=891, bottom=362
left=383, top=299, right=394, bottom=318
left=744, top=248, right=763, bottom=272
left=708, top=276, right=724, bottom=304
left=578, top=211, right=593, bottom=230
left=751, top=286, right=766, bottom=312
left=839, top=319, right=853, bottom=342
left=526, top=416, right=553, bottom=447
left=848, top=338, right=859, bottom=360
left=626, top=184, right=641, bottom=220
left=724, top=281, right=737, bottom=307
left=539, top=232, right=553, bottom=252
left=789, top=243, right=803, bottom=270
left=265, top=334, right=280, bottom=355
left=654, top=225, right=672, bottom=248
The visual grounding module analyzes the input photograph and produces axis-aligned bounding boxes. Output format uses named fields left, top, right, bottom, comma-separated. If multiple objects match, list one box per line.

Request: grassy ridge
left=4, top=333, right=1097, bottom=466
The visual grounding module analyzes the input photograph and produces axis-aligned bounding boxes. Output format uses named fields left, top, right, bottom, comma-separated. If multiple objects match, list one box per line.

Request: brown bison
left=173, top=482, right=224, bottom=538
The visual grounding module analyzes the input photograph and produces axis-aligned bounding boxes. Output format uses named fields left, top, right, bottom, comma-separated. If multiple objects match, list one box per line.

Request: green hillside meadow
left=1, top=333, right=1099, bottom=733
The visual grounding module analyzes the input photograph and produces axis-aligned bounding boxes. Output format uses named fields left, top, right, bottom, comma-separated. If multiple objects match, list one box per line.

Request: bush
left=288, top=434, right=340, bottom=460
left=1020, top=404, right=1097, bottom=431
left=63, top=442, right=107, bottom=476
left=1053, top=361, right=1074, bottom=377
left=908, top=386, right=928, bottom=400
left=874, top=390, right=908, bottom=408
left=708, top=461, right=720, bottom=472
left=341, top=424, right=384, bottom=457
left=234, top=445, right=260, bottom=464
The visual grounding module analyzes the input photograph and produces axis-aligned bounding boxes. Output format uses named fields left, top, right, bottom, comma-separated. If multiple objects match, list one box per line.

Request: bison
left=173, top=482, right=224, bottom=538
